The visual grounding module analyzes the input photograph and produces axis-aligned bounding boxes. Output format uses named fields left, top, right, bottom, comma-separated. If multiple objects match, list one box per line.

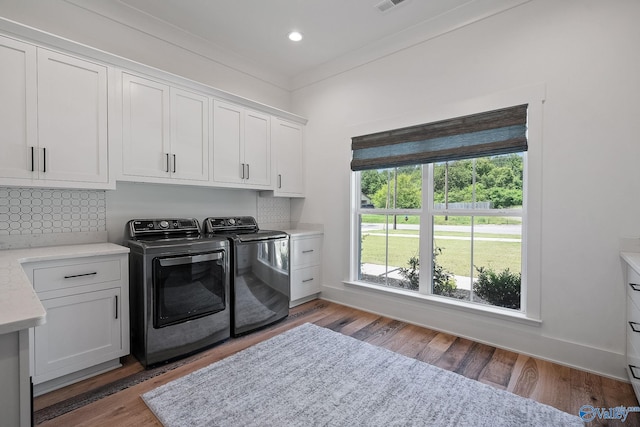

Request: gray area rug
left=142, top=323, right=584, bottom=426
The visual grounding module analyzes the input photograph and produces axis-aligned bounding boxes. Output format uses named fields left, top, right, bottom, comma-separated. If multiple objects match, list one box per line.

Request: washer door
left=152, top=250, right=227, bottom=328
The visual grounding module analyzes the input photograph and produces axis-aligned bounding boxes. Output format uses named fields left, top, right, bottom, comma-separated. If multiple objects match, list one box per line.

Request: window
left=351, top=105, right=528, bottom=314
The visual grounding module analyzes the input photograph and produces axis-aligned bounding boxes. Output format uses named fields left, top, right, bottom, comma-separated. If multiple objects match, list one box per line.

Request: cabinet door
left=244, top=110, right=271, bottom=187
left=212, top=100, right=244, bottom=184
left=0, top=37, right=37, bottom=180
left=34, top=288, right=122, bottom=382
left=273, top=119, right=304, bottom=196
left=37, top=49, right=108, bottom=183
left=122, top=73, right=171, bottom=178
left=170, top=88, right=209, bottom=181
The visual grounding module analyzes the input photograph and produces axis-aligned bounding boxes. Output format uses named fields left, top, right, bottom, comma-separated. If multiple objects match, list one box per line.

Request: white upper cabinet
left=170, top=88, right=209, bottom=181
left=0, top=29, right=306, bottom=191
left=37, top=49, right=108, bottom=184
left=0, top=37, right=37, bottom=180
left=213, top=100, right=271, bottom=189
left=121, top=73, right=209, bottom=183
left=0, top=36, right=109, bottom=188
left=122, top=74, right=170, bottom=179
left=272, top=118, right=304, bottom=197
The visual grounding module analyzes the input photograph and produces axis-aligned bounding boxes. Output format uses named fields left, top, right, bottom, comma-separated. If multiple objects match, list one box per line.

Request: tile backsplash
left=257, top=196, right=291, bottom=229
left=0, top=187, right=106, bottom=235
left=0, top=187, right=291, bottom=236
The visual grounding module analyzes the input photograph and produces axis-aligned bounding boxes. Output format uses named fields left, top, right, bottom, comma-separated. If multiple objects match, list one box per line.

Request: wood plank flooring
left=35, top=300, right=639, bottom=426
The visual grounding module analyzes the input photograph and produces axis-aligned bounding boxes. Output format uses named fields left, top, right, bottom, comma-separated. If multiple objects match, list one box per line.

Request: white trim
left=0, top=17, right=307, bottom=125
left=344, top=280, right=541, bottom=326
left=349, top=84, right=546, bottom=323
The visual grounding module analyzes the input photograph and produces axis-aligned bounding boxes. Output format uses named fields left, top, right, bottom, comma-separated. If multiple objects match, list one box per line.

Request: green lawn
left=360, top=234, right=521, bottom=276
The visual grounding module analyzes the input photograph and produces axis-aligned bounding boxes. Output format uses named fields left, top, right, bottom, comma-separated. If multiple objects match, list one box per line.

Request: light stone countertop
left=0, top=243, right=129, bottom=335
left=622, top=252, right=640, bottom=274
left=282, top=229, right=324, bottom=237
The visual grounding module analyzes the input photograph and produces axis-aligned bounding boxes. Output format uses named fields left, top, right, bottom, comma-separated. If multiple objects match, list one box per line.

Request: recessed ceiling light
left=287, top=31, right=303, bottom=42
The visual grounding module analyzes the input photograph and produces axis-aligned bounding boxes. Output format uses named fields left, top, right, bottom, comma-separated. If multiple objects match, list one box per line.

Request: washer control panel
left=204, top=216, right=258, bottom=233
left=128, top=218, right=200, bottom=236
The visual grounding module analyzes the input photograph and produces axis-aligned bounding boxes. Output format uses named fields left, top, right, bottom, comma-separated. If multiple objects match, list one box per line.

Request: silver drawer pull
left=64, top=272, right=97, bottom=279
left=630, top=283, right=640, bottom=291
left=302, top=250, right=314, bottom=254
left=302, top=278, right=314, bottom=283
left=630, top=322, right=640, bottom=333
left=630, top=365, right=640, bottom=380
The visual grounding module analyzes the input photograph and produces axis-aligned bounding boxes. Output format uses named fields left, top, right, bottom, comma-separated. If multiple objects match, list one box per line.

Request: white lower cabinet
left=624, top=256, right=640, bottom=403
left=23, top=252, right=129, bottom=395
left=34, top=287, right=122, bottom=381
left=289, top=232, right=323, bottom=307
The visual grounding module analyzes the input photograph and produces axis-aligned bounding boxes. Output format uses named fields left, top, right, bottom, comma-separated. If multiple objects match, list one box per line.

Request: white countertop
left=0, top=243, right=129, bottom=335
left=622, top=252, right=640, bottom=274
left=283, top=229, right=324, bottom=237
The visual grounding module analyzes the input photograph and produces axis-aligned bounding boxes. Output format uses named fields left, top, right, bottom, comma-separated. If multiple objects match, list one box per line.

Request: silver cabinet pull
left=173, top=154, right=176, bottom=173
left=30, top=147, right=35, bottom=172
left=165, top=153, right=170, bottom=172
left=302, top=278, right=314, bottom=283
left=630, top=321, right=640, bottom=333
left=42, top=147, right=47, bottom=173
left=246, top=163, right=249, bottom=180
left=630, top=283, right=640, bottom=291
left=278, top=174, right=282, bottom=189
left=64, top=272, right=97, bottom=279
left=115, top=295, right=118, bottom=319
left=240, top=163, right=245, bottom=179
left=302, top=249, right=314, bottom=254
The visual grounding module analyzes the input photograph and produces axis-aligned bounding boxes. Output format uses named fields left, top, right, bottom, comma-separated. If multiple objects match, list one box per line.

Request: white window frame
left=421, top=158, right=526, bottom=299
left=348, top=86, right=544, bottom=325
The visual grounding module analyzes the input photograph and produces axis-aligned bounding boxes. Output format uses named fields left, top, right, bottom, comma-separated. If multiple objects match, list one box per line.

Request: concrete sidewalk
left=361, top=263, right=472, bottom=290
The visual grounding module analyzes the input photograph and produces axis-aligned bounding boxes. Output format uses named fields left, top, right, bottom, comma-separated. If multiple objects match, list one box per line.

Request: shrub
left=400, top=248, right=456, bottom=296
left=473, top=266, right=521, bottom=309
left=432, top=247, right=456, bottom=297
left=399, top=255, right=420, bottom=290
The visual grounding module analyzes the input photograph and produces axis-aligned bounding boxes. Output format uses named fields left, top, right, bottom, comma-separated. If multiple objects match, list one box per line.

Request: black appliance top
left=203, top=216, right=288, bottom=242
left=203, top=216, right=259, bottom=234
left=124, top=218, right=229, bottom=254
left=126, top=218, right=201, bottom=239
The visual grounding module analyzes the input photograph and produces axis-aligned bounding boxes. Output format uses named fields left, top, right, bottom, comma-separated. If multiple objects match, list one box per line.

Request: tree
left=361, top=170, right=386, bottom=198
left=433, top=155, right=523, bottom=208
left=371, top=171, right=421, bottom=209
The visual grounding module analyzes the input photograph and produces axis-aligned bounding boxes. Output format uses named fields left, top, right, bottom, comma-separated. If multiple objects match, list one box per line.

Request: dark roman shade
left=351, top=104, right=528, bottom=171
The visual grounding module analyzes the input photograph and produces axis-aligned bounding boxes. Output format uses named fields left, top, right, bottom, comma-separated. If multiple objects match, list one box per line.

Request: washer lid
left=126, top=235, right=229, bottom=254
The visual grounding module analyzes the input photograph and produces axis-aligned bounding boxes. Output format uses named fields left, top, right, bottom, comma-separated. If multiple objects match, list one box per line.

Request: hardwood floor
left=35, top=300, right=639, bottom=426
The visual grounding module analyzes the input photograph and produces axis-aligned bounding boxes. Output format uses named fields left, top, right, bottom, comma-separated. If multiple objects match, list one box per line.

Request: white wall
left=292, top=0, right=640, bottom=379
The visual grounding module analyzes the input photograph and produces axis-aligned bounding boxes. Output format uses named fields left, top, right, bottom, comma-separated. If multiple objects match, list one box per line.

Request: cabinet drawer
left=32, top=259, right=122, bottom=293
left=628, top=297, right=640, bottom=356
left=628, top=266, right=640, bottom=310
left=291, top=236, right=322, bottom=268
left=291, top=265, right=321, bottom=301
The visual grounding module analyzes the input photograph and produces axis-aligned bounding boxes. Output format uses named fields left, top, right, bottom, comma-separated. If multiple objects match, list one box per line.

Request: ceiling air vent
left=375, top=0, right=407, bottom=13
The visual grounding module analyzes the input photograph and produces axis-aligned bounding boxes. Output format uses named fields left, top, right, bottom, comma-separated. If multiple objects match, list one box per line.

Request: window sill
left=343, top=280, right=542, bottom=327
